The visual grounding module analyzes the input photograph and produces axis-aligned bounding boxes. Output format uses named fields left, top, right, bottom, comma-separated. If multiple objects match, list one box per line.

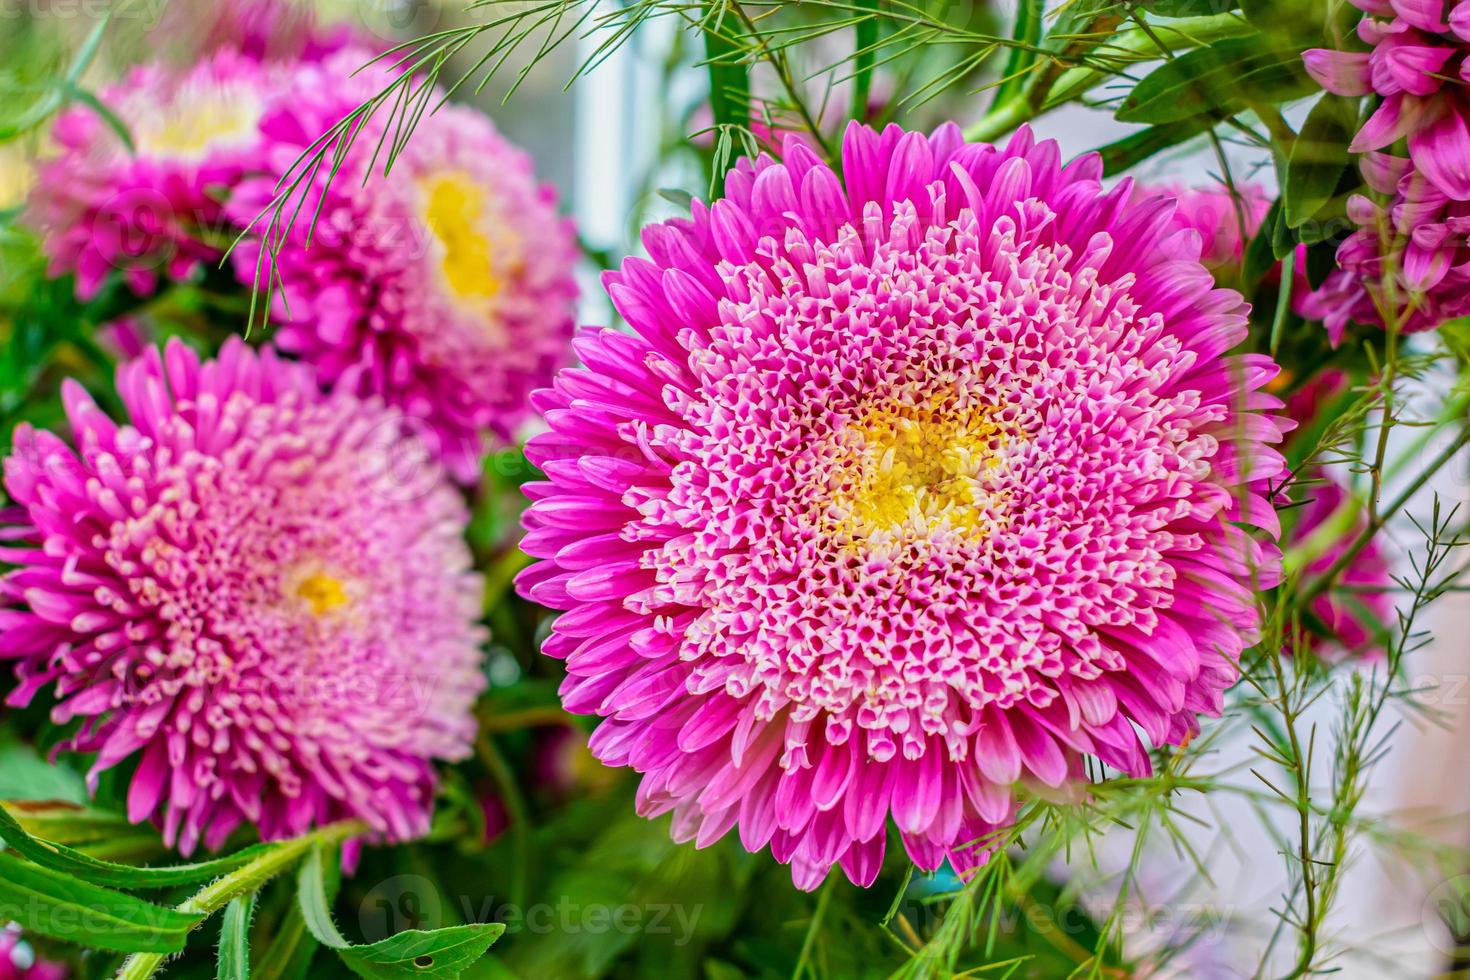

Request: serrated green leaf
left=218, top=894, right=255, bottom=980
left=0, top=800, right=273, bottom=889
left=1286, top=95, right=1354, bottom=227
left=296, top=846, right=503, bottom=979
left=0, top=850, right=203, bottom=954
left=1117, top=36, right=1313, bottom=125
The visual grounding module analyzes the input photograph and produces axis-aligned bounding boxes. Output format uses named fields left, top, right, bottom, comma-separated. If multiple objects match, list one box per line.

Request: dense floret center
left=829, top=396, right=1003, bottom=543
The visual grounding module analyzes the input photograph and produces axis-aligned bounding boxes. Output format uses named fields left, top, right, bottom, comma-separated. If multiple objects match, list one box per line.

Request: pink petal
left=1303, top=50, right=1373, bottom=96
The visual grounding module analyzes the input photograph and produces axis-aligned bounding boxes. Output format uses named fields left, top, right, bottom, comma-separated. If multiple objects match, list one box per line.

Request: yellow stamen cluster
left=833, top=396, right=1003, bottom=542
left=422, top=174, right=504, bottom=304
left=294, top=572, right=350, bottom=617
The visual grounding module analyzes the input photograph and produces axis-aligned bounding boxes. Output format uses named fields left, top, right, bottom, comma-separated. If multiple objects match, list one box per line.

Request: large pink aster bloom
left=0, top=339, right=486, bottom=853
left=1302, top=1, right=1470, bottom=338
left=27, top=50, right=280, bottom=300
left=517, top=123, right=1289, bottom=890
left=229, top=52, right=580, bottom=481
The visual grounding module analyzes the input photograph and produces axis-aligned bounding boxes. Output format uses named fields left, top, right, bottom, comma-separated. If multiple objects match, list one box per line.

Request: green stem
left=116, top=821, right=366, bottom=980
left=476, top=734, right=529, bottom=911
left=964, top=13, right=1253, bottom=143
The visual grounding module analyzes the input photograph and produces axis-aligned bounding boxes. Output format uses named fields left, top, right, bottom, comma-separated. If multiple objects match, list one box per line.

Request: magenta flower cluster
left=1305, top=0, right=1470, bottom=339
left=517, top=123, right=1290, bottom=889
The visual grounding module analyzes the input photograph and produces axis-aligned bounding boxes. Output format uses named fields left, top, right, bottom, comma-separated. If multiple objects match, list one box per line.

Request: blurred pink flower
left=229, top=51, right=580, bottom=481
left=0, top=927, right=65, bottom=980
left=27, top=51, right=282, bottom=300
left=0, top=339, right=486, bottom=853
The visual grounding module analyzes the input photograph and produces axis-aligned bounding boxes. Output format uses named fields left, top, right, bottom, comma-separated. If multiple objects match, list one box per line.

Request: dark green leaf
left=992, top=0, right=1043, bottom=108
left=1096, top=117, right=1213, bottom=176
left=0, top=850, right=202, bottom=954
left=218, top=895, right=255, bottom=980
left=851, top=0, right=879, bottom=119
left=0, top=801, right=273, bottom=889
left=1117, top=36, right=1313, bottom=125
left=296, top=846, right=503, bottom=979
left=703, top=2, right=750, bottom=197
left=1286, top=95, right=1354, bottom=227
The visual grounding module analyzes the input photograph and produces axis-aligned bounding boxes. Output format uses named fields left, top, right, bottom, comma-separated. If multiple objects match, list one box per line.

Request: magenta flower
left=0, top=339, right=486, bottom=853
left=0, top=926, right=65, bottom=980
left=1302, top=0, right=1470, bottom=337
left=27, top=50, right=280, bottom=301
left=161, top=0, right=363, bottom=65
left=229, top=52, right=580, bottom=481
left=1305, top=0, right=1470, bottom=200
left=517, top=123, right=1289, bottom=890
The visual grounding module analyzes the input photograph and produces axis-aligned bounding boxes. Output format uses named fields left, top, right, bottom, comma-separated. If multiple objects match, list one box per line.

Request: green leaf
left=0, top=742, right=86, bottom=803
left=1286, top=95, right=1355, bottom=227
left=218, top=895, right=255, bottom=980
left=1241, top=0, right=1326, bottom=42
left=851, top=0, right=879, bottom=120
left=992, top=0, right=1043, bottom=108
left=0, top=850, right=203, bottom=954
left=337, top=927, right=508, bottom=980
left=0, top=800, right=273, bottom=890
left=1145, top=0, right=1240, bottom=15
left=1096, top=117, right=1213, bottom=176
left=1116, top=36, right=1313, bottom=125
left=703, top=2, right=750, bottom=196
left=295, top=846, right=503, bottom=979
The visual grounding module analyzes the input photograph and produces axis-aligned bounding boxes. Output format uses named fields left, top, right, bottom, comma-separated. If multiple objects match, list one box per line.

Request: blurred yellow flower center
left=134, top=89, right=262, bottom=161
left=422, top=174, right=502, bottom=303
left=836, top=399, right=1002, bottom=540
left=294, top=572, right=350, bottom=617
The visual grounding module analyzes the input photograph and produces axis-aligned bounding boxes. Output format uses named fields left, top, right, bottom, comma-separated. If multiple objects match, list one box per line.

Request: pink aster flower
left=229, top=52, right=580, bottom=481
left=0, top=339, right=486, bottom=853
left=1302, top=1, right=1470, bottom=337
left=0, top=927, right=65, bottom=980
left=27, top=50, right=281, bottom=300
left=516, top=123, right=1290, bottom=890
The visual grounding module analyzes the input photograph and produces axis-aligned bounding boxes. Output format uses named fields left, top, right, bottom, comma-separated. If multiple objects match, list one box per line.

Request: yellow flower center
left=422, top=174, right=503, bottom=303
left=834, top=397, right=1003, bottom=541
left=133, top=89, right=262, bottom=161
left=293, top=572, right=350, bottom=617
